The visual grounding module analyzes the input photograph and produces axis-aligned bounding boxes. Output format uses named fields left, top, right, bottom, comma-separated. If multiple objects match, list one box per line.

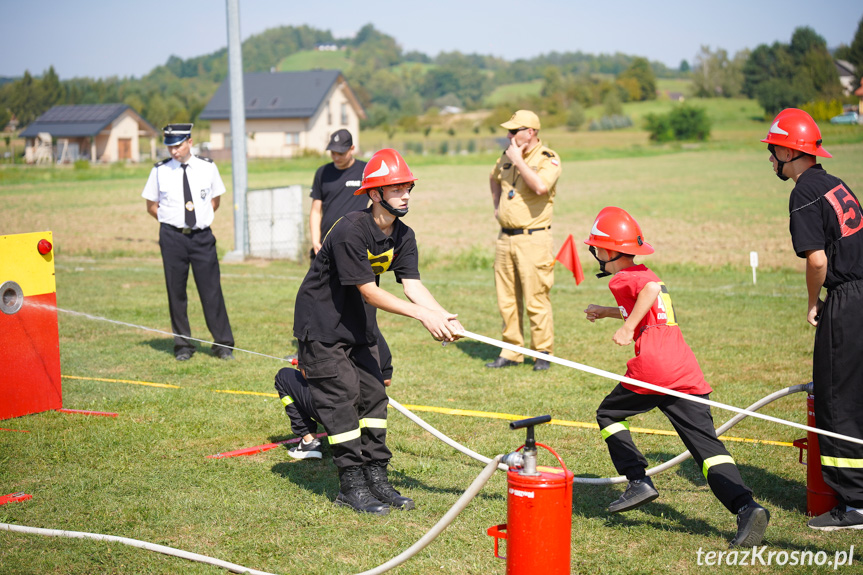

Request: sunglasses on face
left=508, top=127, right=529, bottom=135
left=768, top=144, right=778, bottom=159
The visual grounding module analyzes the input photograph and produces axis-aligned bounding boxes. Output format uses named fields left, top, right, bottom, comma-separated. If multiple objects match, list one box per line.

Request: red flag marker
left=0, top=492, right=32, bottom=505
left=58, top=409, right=118, bottom=417
left=555, top=234, right=584, bottom=285
left=208, top=433, right=328, bottom=459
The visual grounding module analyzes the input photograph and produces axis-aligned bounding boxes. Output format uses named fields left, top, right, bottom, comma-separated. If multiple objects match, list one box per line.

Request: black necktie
left=181, top=163, right=196, bottom=229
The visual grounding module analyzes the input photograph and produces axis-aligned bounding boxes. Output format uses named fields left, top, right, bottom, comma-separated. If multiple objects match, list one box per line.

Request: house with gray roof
left=199, top=70, right=365, bottom=159
left=20, top=104, right=158, bottom=164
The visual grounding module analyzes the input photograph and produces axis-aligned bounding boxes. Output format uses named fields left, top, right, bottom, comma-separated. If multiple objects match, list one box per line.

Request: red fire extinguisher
left=792, top=385, right=839, bottom=516
left=487, top=415, right=574, bottom=574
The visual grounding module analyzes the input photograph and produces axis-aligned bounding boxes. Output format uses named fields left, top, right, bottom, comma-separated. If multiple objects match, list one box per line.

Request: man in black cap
left=308, top=129, right=368, bottom=260
left=142, top=123, right=235, bottom=361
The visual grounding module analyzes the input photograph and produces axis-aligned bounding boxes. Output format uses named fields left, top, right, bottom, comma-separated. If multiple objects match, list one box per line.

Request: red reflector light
left=37, top=239, right=52, bottom=255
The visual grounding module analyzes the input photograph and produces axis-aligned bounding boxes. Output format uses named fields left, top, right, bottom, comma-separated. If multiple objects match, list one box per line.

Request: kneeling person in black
left=274, top=336, right=394, bottom=460
left=293, top=148, right=463, bottom=515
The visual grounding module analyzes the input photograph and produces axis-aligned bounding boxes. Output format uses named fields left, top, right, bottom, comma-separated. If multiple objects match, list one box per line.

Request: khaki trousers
left=493, top=230, right=554, bottom=361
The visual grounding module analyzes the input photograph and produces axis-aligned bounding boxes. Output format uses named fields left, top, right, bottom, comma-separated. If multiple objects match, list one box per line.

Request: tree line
left=1, top=19, right=861, bottom=138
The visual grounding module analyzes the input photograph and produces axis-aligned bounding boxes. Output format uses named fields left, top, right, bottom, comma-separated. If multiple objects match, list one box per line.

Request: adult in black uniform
left=763, top=108, right=863, bottom=530
left=293, top=148, right=462, bottom=515
left=309, top=129, right=368, bottom=260
left=142, top=123, right=235, bottom=361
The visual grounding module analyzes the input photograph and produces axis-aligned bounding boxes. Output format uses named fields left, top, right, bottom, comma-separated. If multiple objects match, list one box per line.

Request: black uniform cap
left=163, top=123, right=193, bottom=146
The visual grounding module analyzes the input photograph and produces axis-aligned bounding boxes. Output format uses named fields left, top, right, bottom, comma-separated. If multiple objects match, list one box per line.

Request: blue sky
left=3, top=0, right=861, bottom=79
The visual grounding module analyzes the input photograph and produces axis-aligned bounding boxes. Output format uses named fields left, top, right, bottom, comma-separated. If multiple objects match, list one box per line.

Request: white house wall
left=205, top=83, right=362, bottom=159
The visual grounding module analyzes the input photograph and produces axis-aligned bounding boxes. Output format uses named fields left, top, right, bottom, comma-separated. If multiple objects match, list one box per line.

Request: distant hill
left=277, top=49, right=351, bottom=72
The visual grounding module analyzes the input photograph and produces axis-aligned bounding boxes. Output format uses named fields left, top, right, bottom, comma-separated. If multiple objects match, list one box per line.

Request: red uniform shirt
left=609, top=264, right=712, bottom=395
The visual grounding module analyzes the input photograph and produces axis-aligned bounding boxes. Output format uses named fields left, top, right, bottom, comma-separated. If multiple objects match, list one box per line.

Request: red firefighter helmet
left=760, top=108, right=832, bottom=158
left=585, top=207, right=654, bottom=255
left=355, top=148, right=417, bottom=195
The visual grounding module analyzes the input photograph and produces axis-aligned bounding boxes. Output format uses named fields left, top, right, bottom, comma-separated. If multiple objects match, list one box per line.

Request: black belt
left=501, top=226, right=550, bottom=236
left=161, top=222, right=207, bottom=235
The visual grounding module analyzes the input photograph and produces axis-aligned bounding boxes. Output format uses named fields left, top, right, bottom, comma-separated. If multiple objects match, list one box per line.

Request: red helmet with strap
left=760, top=108, right=832, bottom=158
left=585, top=207, right=654, bottom=255
left=355, top=148, right=417, bottom=195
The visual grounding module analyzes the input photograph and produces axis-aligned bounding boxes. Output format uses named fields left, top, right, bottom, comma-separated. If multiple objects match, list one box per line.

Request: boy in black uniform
left=293, top=148, right=463, bottom=515
left=763, top=108, right=863, bottom=530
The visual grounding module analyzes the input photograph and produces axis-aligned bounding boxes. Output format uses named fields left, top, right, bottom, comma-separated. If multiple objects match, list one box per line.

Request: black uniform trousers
left=158, top=224, right=234, bottom=354
left=597, top=384, right=753, bottom=513
left=297, top=338, right=390, bottom=469
left=813, top=279, right=863, bottom=507
left=274, top=367, right=320, bottom=438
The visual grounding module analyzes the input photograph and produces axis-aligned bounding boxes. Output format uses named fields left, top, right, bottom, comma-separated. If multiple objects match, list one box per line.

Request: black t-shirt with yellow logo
left=293, top=208, right=420, bottom=345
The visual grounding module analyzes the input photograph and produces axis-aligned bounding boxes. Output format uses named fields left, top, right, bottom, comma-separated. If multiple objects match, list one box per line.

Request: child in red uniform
left=583, top=206, right=769, bottom=548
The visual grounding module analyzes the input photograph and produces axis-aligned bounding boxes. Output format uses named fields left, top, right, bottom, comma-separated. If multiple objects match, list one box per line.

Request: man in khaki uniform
left=487, top=110, right=562, bottom=371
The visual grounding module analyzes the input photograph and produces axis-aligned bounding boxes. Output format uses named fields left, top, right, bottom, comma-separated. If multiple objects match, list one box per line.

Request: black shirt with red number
left=293, top=209, right=420, bottom=345
left=789, top=164, right=863, bottom=288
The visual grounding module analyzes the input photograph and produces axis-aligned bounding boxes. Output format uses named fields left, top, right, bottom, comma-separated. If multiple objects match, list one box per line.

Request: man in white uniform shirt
left=142, top=123, right=235, bottom=361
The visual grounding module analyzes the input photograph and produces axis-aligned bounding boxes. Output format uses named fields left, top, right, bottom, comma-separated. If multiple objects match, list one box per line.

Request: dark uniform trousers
left=814, top=279, right=863, bottom=507
left=158, top=224, right=234, bottom=354
left=274, top=367, right=320, bottom=438
left=597, top=384, right=753, bottom=513
left=298, top=339, right=390, bottom=469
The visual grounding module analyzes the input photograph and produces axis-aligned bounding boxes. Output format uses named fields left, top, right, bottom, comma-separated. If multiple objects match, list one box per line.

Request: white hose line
left=0, top=523, right=276, bottom=575
left=389, top=398, right=509, bottom=472
left=355, top=455, right=504, bottom=575
left=391, top=385, right=811, bottom=485
left=1, top=456, right=504, bottom=575
left=461, top=330, right=863, bottom=448
left=44, top=304, right=289, bottom=362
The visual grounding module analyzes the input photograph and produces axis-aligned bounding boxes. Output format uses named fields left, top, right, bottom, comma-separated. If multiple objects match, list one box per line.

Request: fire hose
left=7, top=308, right=860, bottom=574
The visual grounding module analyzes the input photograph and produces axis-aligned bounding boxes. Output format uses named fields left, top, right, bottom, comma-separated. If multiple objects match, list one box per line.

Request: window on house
left=341, top=103, right=349, bottom=125
left=327, top=105, right=332, bottom=126
left=285, top=132, right=300, bottom=146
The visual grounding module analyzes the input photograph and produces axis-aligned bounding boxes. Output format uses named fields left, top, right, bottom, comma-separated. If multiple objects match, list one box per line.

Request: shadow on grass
left=672, top=458, right=807, bottom=514
left=268, top=443, right=506, bottom=504
left=141, top=337, right=177, bottom=357
left=452, top=339, right=500, bottom=362
left=572, top=450, right=812, bottom=549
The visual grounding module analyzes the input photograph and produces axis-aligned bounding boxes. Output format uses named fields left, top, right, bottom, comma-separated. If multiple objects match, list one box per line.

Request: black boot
left=335, top=466, right=389, bottom=515
left=363, top=460, right=415, bottom=510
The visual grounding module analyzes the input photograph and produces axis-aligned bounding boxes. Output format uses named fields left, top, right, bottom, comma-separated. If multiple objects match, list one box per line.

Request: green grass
left=3, top=137, right=863, bottom=573
left=483, top=80, right=543, bottom=107
left=277, top=49, right=352, bottom=72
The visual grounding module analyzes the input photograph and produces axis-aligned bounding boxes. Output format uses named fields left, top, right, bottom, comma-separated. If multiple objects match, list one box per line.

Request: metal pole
left=224, top=0, right=247, bottom=261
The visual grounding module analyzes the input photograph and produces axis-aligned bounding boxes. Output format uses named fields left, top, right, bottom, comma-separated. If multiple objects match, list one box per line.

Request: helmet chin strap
left=375, top=188, right=409, bottom=218
left=770, top=144, right=805, bottom=182
left=589, top=246, right=624, bottom=278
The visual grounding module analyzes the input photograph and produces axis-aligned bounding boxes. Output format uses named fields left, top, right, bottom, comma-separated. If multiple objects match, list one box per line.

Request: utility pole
left=224, top=0, right=247, bottom=261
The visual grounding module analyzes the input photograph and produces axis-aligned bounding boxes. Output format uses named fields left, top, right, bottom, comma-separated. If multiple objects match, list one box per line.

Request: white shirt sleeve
left=141, top=167, right=160, bottom=201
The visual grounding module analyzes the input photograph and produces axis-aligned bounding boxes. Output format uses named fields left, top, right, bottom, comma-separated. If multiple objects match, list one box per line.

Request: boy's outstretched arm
left=357, top=280, right=462, bottom=342
left=584, top=304, right=622, bottom=322
left=612, top=282, right=661, bottom=346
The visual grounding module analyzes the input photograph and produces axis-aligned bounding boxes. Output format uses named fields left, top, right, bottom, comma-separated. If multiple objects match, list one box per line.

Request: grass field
left=3, top=117, right=863, bottom=574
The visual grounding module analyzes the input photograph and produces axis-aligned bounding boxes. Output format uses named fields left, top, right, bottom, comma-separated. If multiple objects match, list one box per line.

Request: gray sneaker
left=288, top=437, right=322, bottom=460
left=608, top=477, right=659, bottom=513
left=808, top=506, right=863, bottom=531
left=730, top=502, right=770, bottom=547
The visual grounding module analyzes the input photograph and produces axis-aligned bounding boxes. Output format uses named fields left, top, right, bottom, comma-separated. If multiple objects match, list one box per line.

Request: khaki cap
left=500, top=109, right=541, bottom=130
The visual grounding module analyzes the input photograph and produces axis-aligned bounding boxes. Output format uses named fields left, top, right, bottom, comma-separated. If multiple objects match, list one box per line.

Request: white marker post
left=750, top=251, right=758, bottom=285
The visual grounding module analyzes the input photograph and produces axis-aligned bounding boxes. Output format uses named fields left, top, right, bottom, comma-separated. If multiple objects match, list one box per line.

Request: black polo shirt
left=310, top=160, right=368, bottom=237
left=293, top=209, right=420, bottom=345
left=789, top=164, right=863, bottom=289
